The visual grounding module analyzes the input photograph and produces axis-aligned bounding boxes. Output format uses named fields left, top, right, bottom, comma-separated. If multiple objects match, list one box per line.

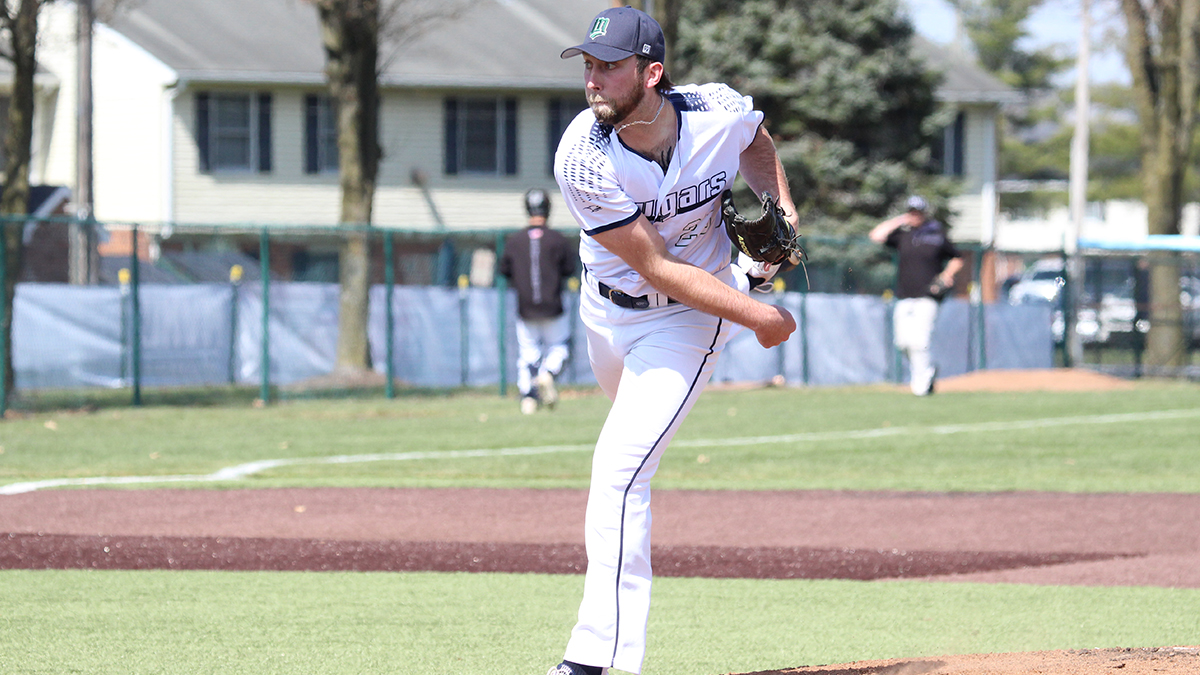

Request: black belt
left=598, top=281, right=679, bottom=310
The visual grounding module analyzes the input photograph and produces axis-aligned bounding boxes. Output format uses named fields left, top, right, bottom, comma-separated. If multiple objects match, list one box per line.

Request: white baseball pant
left=564, top=270, right=734, bottom=674
left=515, top=314, right=571, bottom=398
left=893, top=296, right=939, bottom=395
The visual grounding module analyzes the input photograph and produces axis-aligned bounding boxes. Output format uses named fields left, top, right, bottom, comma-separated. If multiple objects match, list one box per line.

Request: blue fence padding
left=140, top=284, right=235, bottom=386
left=11, top=283, right=1053, bottom=391
left=801, top=293, right=893, bottom=385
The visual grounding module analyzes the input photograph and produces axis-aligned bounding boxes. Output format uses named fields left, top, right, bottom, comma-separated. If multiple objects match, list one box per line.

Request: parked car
left=1008, top=259, right=1134, bottom=344
left=1007, top=259, right=1067, bottom=305
left=1010, top=259, right=1200, bottom=345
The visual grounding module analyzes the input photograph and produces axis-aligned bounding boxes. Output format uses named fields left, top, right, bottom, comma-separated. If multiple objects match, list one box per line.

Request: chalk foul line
left=2, top=408, right=1196, bottom=495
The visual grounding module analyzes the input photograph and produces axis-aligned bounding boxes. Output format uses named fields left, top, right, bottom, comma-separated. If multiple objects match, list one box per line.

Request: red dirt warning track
left=3, top=487, right=1200, bottom=675
left=3, top=487, right=1199, bottom=587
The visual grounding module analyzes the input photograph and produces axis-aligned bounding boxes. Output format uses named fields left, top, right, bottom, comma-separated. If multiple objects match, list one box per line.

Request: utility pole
left=71, top=0, right=98, bottom=285
left=1065, top=0, right=1090, bottom=367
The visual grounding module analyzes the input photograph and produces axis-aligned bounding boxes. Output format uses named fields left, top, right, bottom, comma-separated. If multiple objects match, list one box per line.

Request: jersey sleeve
left=729, top=88, right=766, bottom=152
left=554, top=117, right=641, bottom=237
left=673, top=83, right=765, bottom=153
left=940, top=227, right=962, bottom=261
left=884, top=227, right=902, bottom=249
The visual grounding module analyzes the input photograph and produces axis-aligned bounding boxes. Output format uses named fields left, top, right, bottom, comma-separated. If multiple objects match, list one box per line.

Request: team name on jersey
left=635, top=172, right=728, bottom=223
left=911, top=223, right=945, bottom=247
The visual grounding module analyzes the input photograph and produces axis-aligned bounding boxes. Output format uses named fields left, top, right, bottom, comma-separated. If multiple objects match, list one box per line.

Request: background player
left=498, top=188, right=576, bottom=414
left=869, top=195, right=963, bottom=395
left=548, top=6, right=799, bottom=675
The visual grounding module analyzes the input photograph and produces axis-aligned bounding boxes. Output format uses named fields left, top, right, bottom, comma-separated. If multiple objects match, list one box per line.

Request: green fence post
left=119, top=268, right=130, bottom=382
left=1058, top=249, right=1071, bottom=367
left=888, top=249, right=902, bottom=383
left=259, top=229, right=270, bottom=404
left=459, top=273, right=470, bottom=387
left=0, top=221, right=7, bottom=417
left=887, top=295, right=901, bottom=383
left=567, top=277, right=580, bottom=383
left=130, top=223, right=142, bottom=406
left=974, top=246, right=987, bottom=371
left=384, top=230, right=395, bottom=399
left=798, top=282, right=809, bottom=385
left=228, top=265, right=243, bottom=384
left=495, top=231, right=508, bottom=397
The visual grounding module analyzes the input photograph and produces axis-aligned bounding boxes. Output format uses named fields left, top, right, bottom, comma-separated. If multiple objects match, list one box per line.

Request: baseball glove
left=721, top=190, right=805, bottom=267
left=928, top=278, right=952, bottom=301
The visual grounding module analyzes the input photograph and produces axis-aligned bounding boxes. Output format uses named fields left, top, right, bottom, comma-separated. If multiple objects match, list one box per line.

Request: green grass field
left=2, top=380, right=1199, bottom=674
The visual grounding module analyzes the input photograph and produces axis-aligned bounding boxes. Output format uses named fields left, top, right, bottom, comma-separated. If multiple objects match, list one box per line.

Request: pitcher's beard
left=588, top=85, right=647, bottom=126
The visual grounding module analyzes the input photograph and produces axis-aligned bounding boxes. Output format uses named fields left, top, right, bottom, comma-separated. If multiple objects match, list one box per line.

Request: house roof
left=105, top=0, right=605, bottom=91
left=103, top=0, right=1013, bottom=103
left=912, top=37, right=1020, bottom=105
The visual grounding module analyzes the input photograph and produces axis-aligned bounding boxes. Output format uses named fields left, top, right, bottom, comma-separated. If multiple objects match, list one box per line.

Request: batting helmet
left=525, top=188, right=551, bottom=218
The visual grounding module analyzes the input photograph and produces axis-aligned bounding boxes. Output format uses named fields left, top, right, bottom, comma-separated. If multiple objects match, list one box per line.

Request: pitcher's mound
left=735, top=646, right=1199, bottom=675
left=936, top=368, right=1133, bottom=393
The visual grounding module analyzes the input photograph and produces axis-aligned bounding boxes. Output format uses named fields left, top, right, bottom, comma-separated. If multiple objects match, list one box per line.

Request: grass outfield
left=2, top=570, right=1199, bottom=675
left=2, top=381, right=1199, bottom=492
left=2, top=381, right=1199, bottom=674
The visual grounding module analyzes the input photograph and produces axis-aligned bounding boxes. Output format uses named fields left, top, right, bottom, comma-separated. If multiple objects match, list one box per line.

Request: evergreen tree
left=674, top=0, right=948, bottom=292
left=948, top=0, right=1066, bottom=91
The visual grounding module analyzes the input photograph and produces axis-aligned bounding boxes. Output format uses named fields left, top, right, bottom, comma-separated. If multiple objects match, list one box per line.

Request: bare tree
left=310, top=0, right=475, bottom=375
left=1120, top=0, right=1200, bottom=370
left=1, top=0, right=47, bottom=397
left=621, top=0, right=681, bottom=73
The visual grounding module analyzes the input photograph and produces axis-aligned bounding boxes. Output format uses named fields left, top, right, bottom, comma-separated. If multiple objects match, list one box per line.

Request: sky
left=903, top=0, right=1131, bottom=85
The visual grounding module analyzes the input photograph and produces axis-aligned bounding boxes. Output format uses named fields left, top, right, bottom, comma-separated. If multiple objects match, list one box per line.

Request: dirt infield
left=934, top=368, right=1136, bottom=393
left=2, top=486, right=1199, bottom=674
left=754, top=647, right=1200, bottom=675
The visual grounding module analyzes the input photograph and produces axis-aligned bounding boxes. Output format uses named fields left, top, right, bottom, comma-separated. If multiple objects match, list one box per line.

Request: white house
left=911, top=38, right=1018, bottom=245
left=33, top=0, right=1012, bottom=270
left=0, top=53, right=61, bottom=191
left=39, top=0, right=591, bottom=236
left=996, top=200, right=1200, bottom=252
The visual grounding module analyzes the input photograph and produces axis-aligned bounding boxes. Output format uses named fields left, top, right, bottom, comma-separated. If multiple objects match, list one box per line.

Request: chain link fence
left=3, top=217, right=1197, bottom=412
left=992, top=248, right=1200, bottom=376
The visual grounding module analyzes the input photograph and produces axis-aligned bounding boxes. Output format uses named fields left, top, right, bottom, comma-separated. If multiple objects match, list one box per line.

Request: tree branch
left=1120, top=0, right=1159, bottom=145
left=1178, top=0, right=1200, bottom=159
left=375, top=0, right=481, bottom=75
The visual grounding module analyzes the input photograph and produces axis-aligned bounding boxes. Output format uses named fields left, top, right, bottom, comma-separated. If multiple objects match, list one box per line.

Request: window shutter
left=504, top=98, right=518, bottom=175
left=305, top=95, right=320, bottom=174
left=195, top=92, right=210, bottom=172
left=444, top=98, right=458, bottom=175
left=952, top=111, right=965, bottom=176
left=257, top=93, right=272, bottom=173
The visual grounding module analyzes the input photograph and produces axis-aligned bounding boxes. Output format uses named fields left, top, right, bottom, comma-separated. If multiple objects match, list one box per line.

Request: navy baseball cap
left=906, top=195, right=929, bottom=212
left=561, top=5, right=665, bottom=64
left=525, top=188, right=550, bottom=218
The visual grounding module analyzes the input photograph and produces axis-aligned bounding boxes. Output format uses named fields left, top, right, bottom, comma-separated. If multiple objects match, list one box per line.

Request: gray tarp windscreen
left=12, top=284, right=1052, bottom=391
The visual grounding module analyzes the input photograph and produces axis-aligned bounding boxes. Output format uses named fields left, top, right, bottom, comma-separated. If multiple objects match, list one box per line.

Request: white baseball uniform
left=554, top=82, right=764, bottom=674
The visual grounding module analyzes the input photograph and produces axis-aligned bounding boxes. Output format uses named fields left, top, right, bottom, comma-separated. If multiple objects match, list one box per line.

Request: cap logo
left=642, top=44, right=651, bottom=54
left=589, top=17, right=609, bottom=39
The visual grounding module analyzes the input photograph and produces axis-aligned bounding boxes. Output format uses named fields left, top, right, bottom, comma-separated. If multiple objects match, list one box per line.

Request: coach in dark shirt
left=869, top=195, right=963, bottom=395
left=498, top=188, right=577, bottom=414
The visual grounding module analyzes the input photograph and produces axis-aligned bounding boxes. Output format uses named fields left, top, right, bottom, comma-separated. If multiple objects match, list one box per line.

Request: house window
left=547, top=97, right=587, bottom=175
left=443, top=97, right=518, bottom=176
left=931, top=110, right=966, bottom=177
left=305, top=95, right=339, bottom=174
left=195, top=91, right=272, bottom=173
